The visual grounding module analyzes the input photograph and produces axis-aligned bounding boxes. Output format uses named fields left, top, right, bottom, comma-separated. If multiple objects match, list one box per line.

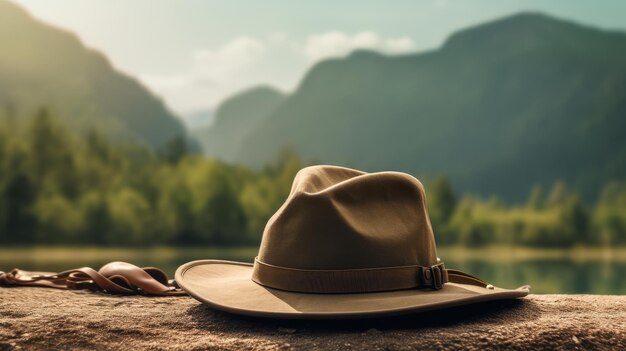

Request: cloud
left=140, top=36, right=267, bottom=114
left=301, top=31, right=417, bottom=62
left=191, top=36, right=266, bottom=82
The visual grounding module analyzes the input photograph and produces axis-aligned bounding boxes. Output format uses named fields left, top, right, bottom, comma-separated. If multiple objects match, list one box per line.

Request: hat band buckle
left=420, top=263, right=446, bottom=290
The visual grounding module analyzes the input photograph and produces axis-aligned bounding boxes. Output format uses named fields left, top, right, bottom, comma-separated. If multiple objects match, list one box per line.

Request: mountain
left=223, top=13, right=626, bottom=202
left=195, top=86, right=285, bottom=162
left=0, top=1, right=187, bottom=148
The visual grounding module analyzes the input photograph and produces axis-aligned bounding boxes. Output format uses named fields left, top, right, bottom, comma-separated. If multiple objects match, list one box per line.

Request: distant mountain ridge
left=0, top=1, right=187, bottom=148
left=194, top=86, right=285, bottom=163
left=183, top=108, right=215, bottom=130
left=199, top=12, right=626, bottom=202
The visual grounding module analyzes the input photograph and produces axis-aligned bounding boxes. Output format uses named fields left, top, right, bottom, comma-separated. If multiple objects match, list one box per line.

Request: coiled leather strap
left=0, top=261, right=185, bottom=296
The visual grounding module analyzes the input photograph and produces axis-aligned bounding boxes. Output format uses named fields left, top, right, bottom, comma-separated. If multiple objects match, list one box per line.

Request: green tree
left=559, top=195, right=589, bottom=246
left=27, top=108, right=79, bottom=198
left=158, top=135, right=188, bottom=165
left=86, top=128, right=112, bottom=162
left=197, top=183, right=247, bottom=244
left=107, top=188, right=153, bottom=245
left=592, top=181, right=626, bottom=245
left=27, top=109, right=68, bottom=176
left=79, top=192, right=112, bottom=245
left=527, top=185, right=545, bottom=210
left=1, top=171, right=37, bottom=243
left=34, top=194, right=82, bottom=243
left=428, top=176, right=457, bottom=228
left=547, top=180, right=568, bottom=208
left=427, top=176, right=457, bottom=243
left=157, top=181, right=196, bottom=244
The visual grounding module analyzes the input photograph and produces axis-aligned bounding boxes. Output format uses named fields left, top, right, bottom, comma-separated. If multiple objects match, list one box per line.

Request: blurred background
left=1, top=0, right=625, bottom=294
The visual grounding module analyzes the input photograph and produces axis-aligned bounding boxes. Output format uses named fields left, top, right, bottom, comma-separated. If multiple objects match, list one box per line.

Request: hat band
left=251, top=258, right=448, bottom=293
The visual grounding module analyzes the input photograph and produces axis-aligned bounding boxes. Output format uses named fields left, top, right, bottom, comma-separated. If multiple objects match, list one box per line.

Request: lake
left=1, top=246, right=624, bottom=294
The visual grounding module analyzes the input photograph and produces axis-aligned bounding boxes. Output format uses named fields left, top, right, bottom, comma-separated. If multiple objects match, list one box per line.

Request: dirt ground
left=0, top=288, right=624, bottom=350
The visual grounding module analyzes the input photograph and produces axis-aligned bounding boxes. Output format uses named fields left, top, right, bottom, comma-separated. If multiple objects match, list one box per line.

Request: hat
left=176, top=165, right=529, bottom=319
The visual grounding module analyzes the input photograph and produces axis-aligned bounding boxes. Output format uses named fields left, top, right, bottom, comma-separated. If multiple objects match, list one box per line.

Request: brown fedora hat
left=176, top=165, right=529, bottom=319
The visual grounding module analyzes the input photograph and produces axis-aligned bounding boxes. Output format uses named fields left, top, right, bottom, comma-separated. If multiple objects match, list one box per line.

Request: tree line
left=427, top=176, right=626, bottom=247
left=0, top=109, right=624, bottom=247
left=0, top=109, right=300, bottom=246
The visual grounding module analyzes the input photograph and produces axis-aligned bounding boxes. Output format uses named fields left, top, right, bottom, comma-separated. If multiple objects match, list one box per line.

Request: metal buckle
left=421, top=263, right=445, bottom=290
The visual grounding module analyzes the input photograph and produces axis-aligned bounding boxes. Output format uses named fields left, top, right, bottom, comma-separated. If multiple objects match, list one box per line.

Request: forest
left=0, top=109, right=624, bottom=247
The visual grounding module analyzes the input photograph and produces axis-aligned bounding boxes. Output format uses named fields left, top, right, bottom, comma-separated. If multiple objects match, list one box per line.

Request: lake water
left=1, top=246, right=624, bottom=294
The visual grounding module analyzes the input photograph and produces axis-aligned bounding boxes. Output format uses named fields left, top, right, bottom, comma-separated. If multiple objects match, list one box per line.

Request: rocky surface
left=0, top=288, right=624, bottom=350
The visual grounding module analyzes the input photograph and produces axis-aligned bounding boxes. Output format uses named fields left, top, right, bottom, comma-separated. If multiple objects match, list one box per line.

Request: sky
left=13, top=0, right=626, bottom=121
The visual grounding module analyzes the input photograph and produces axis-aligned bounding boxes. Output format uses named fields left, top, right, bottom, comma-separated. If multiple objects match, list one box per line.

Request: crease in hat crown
left=255, top=165, right=439, bottom=272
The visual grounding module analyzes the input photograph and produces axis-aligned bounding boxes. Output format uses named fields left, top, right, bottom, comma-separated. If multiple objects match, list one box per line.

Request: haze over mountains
left=199, top=13, right=626, bottom=202
left=0, top=1, right=187, bottom=148
left=194, top=86, right=285, bottom=163
left=183, top=108, right=215, bottom=130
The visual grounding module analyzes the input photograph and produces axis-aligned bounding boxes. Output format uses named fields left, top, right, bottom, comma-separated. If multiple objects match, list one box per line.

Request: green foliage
left=157, top=136, right=189, bottom=165
left=428, top=177, right=456, bottom=223
left=0, top=113, right=300, bottom=246
left=0, top=112, right=623, bottom=247
left=591, top=181, right=626, bottom=245
left=527, top=185, right=545, bottom=210
left=426, top=176, right=457, bottom=244
left=434, top=178, right=624, bottom=247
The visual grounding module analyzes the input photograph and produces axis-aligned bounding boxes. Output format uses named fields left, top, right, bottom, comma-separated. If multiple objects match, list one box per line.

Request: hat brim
left=175, top=260, right=530, bottom=319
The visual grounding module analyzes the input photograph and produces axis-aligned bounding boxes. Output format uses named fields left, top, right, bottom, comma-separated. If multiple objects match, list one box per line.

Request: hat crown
left=257, top=165, right=438, bottom=270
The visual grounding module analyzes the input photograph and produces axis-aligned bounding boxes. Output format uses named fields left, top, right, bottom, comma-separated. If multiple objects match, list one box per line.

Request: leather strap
left=252, top=258, right=451, bottom=293
left=447, top=269, right=490, bottom=288
left=0, top=261, right=185, bottom=296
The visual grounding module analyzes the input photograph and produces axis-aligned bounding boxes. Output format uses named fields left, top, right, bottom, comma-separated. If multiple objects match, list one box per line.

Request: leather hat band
left=251, top=258, right=449, bottom=293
